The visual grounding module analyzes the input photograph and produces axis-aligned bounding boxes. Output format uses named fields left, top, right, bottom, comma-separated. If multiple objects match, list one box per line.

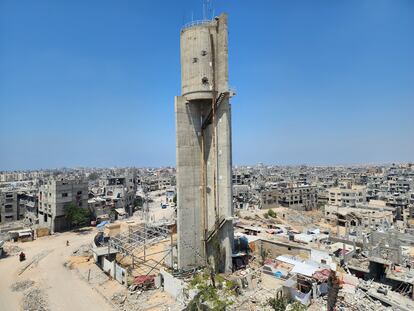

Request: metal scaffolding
left=109, top=223, right=170, bottom=258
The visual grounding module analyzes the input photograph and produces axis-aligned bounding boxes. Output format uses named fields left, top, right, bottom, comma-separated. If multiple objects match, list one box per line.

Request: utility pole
left=143, top=182, right=149, bottom=261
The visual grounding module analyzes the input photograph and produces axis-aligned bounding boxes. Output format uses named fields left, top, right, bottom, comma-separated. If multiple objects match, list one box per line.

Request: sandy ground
left=145, top=190, right=175, bottom=222
left=0, top=229, right=116, bottom=311
left=0, top=191, right=177, bottom=311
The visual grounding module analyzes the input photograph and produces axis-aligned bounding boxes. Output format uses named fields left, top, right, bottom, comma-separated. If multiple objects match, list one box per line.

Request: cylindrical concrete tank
left=180, top=23, right=215, bottom=100
left=180, top=16, right=229, bottom=101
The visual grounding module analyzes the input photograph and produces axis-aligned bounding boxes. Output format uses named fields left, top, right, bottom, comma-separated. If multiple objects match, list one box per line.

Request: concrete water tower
left=175, top=13, right=234, bottom=273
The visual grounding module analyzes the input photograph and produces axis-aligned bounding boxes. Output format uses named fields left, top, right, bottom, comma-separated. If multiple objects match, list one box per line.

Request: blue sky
left=1, top=0, right=413, bottom=170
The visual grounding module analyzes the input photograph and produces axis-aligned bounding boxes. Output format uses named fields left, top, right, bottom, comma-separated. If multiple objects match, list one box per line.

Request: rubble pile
left=22, top=287, right=49, bottom=311
left=338, top=289, right=392, bottom=310
left=111, top=291, right=127, bottom=306
left=231, top=289, right=277, bottom=311
left=4, top=244, right=23, bottom=255
left=72, top=244, right=92, bottom=257
left=111, top=289, right=183, bottom=311
left=285, top=210, right=313, bottom=226
left=10, top=279, right=35, bottom=292
left=312, top=289, right=393, bottom=311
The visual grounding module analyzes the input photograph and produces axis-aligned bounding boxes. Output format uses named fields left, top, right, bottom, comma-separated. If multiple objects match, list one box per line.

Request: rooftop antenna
left=203, top=0, right=214, bottom=20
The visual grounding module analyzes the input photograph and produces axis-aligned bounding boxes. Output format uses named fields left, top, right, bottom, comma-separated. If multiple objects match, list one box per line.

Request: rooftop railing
left=181, top=19, right=212, bottom=31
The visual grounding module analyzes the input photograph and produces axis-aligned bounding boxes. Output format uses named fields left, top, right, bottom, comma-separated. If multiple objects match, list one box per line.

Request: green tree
left=289, top=301, right=306, bottom=311
left=267, top=209, right=277, bottom=218
left=267, top=296, right=287, bottom=311
left=188, top=268, right=235, bottom=311
left=268, top=298, right=306, bottom=311
left=65, top=203, right=90, bottom=228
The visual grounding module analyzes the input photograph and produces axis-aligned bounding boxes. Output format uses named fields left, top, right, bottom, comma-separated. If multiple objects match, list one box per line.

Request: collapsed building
left=88, top=175, right=137, bottom=221
left=324, top=204, right=394, bottom=230
left=278, top=183, right=317, bottom=211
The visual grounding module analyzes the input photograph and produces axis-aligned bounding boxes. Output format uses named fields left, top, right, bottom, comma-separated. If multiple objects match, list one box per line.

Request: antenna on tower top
left=202, top=0, right=214, bottom=20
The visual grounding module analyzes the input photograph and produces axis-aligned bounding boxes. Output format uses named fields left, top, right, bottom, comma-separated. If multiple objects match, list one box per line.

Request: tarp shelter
left=234, top=233, right=259, bottom=252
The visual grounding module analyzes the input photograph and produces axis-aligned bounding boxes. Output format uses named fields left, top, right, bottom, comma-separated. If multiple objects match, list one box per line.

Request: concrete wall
left=160, top=269, right=186, bottom=300
left=175, top=96, right=204, bottom=268
left=103, top=257, right=113, bottom=276
left=254, top=239, right=311, bottom=260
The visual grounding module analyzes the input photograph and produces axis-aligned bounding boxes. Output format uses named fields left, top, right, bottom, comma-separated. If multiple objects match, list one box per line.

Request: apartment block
left=0, top=189, right=22, bottom=223
left=38, top=179, right=88, bottom=232
left=328, top=185, right=367, bottom=207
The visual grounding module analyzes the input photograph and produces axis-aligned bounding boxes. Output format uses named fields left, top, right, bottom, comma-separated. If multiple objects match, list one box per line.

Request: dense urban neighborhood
left=1, top=163, right=414, bottom=310
left=1, top=1, right=413, bottom=310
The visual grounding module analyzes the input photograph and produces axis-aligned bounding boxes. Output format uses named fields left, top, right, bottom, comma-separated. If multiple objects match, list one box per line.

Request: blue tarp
left=97, top=221, right=109, bottom=228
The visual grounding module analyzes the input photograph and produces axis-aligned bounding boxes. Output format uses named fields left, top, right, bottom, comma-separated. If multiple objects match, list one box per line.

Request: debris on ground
left=111, top=291, right=128, bottom=306
left=4, top=244, right=23, bottom=255
left=311, top=288, right=392, bottom=311
left=10, top=279, right=35, bottom=292
left=111, top=289, right=182, bottom=311
left=22, top=287, right=49, bottom=311
left=72, top=244, right=92, bottom=257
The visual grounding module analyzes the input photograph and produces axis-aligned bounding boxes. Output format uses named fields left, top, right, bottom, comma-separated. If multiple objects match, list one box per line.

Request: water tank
left=180, top=22, right=215, bottom=100
left=180, top=15, right=228, bottom=100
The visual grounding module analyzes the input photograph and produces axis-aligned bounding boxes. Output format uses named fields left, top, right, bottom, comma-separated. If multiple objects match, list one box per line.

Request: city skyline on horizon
left=1, top=0, right=413, bottom=170
left=1, top=160, right=413, bottom=173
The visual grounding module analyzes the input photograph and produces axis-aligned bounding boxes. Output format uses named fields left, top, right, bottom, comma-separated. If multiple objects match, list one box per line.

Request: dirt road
left=0, top=229, right=115, bottom=311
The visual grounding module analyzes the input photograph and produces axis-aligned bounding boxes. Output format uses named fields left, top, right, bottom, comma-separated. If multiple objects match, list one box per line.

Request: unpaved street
left=0, top=229, right=115, bottom=311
